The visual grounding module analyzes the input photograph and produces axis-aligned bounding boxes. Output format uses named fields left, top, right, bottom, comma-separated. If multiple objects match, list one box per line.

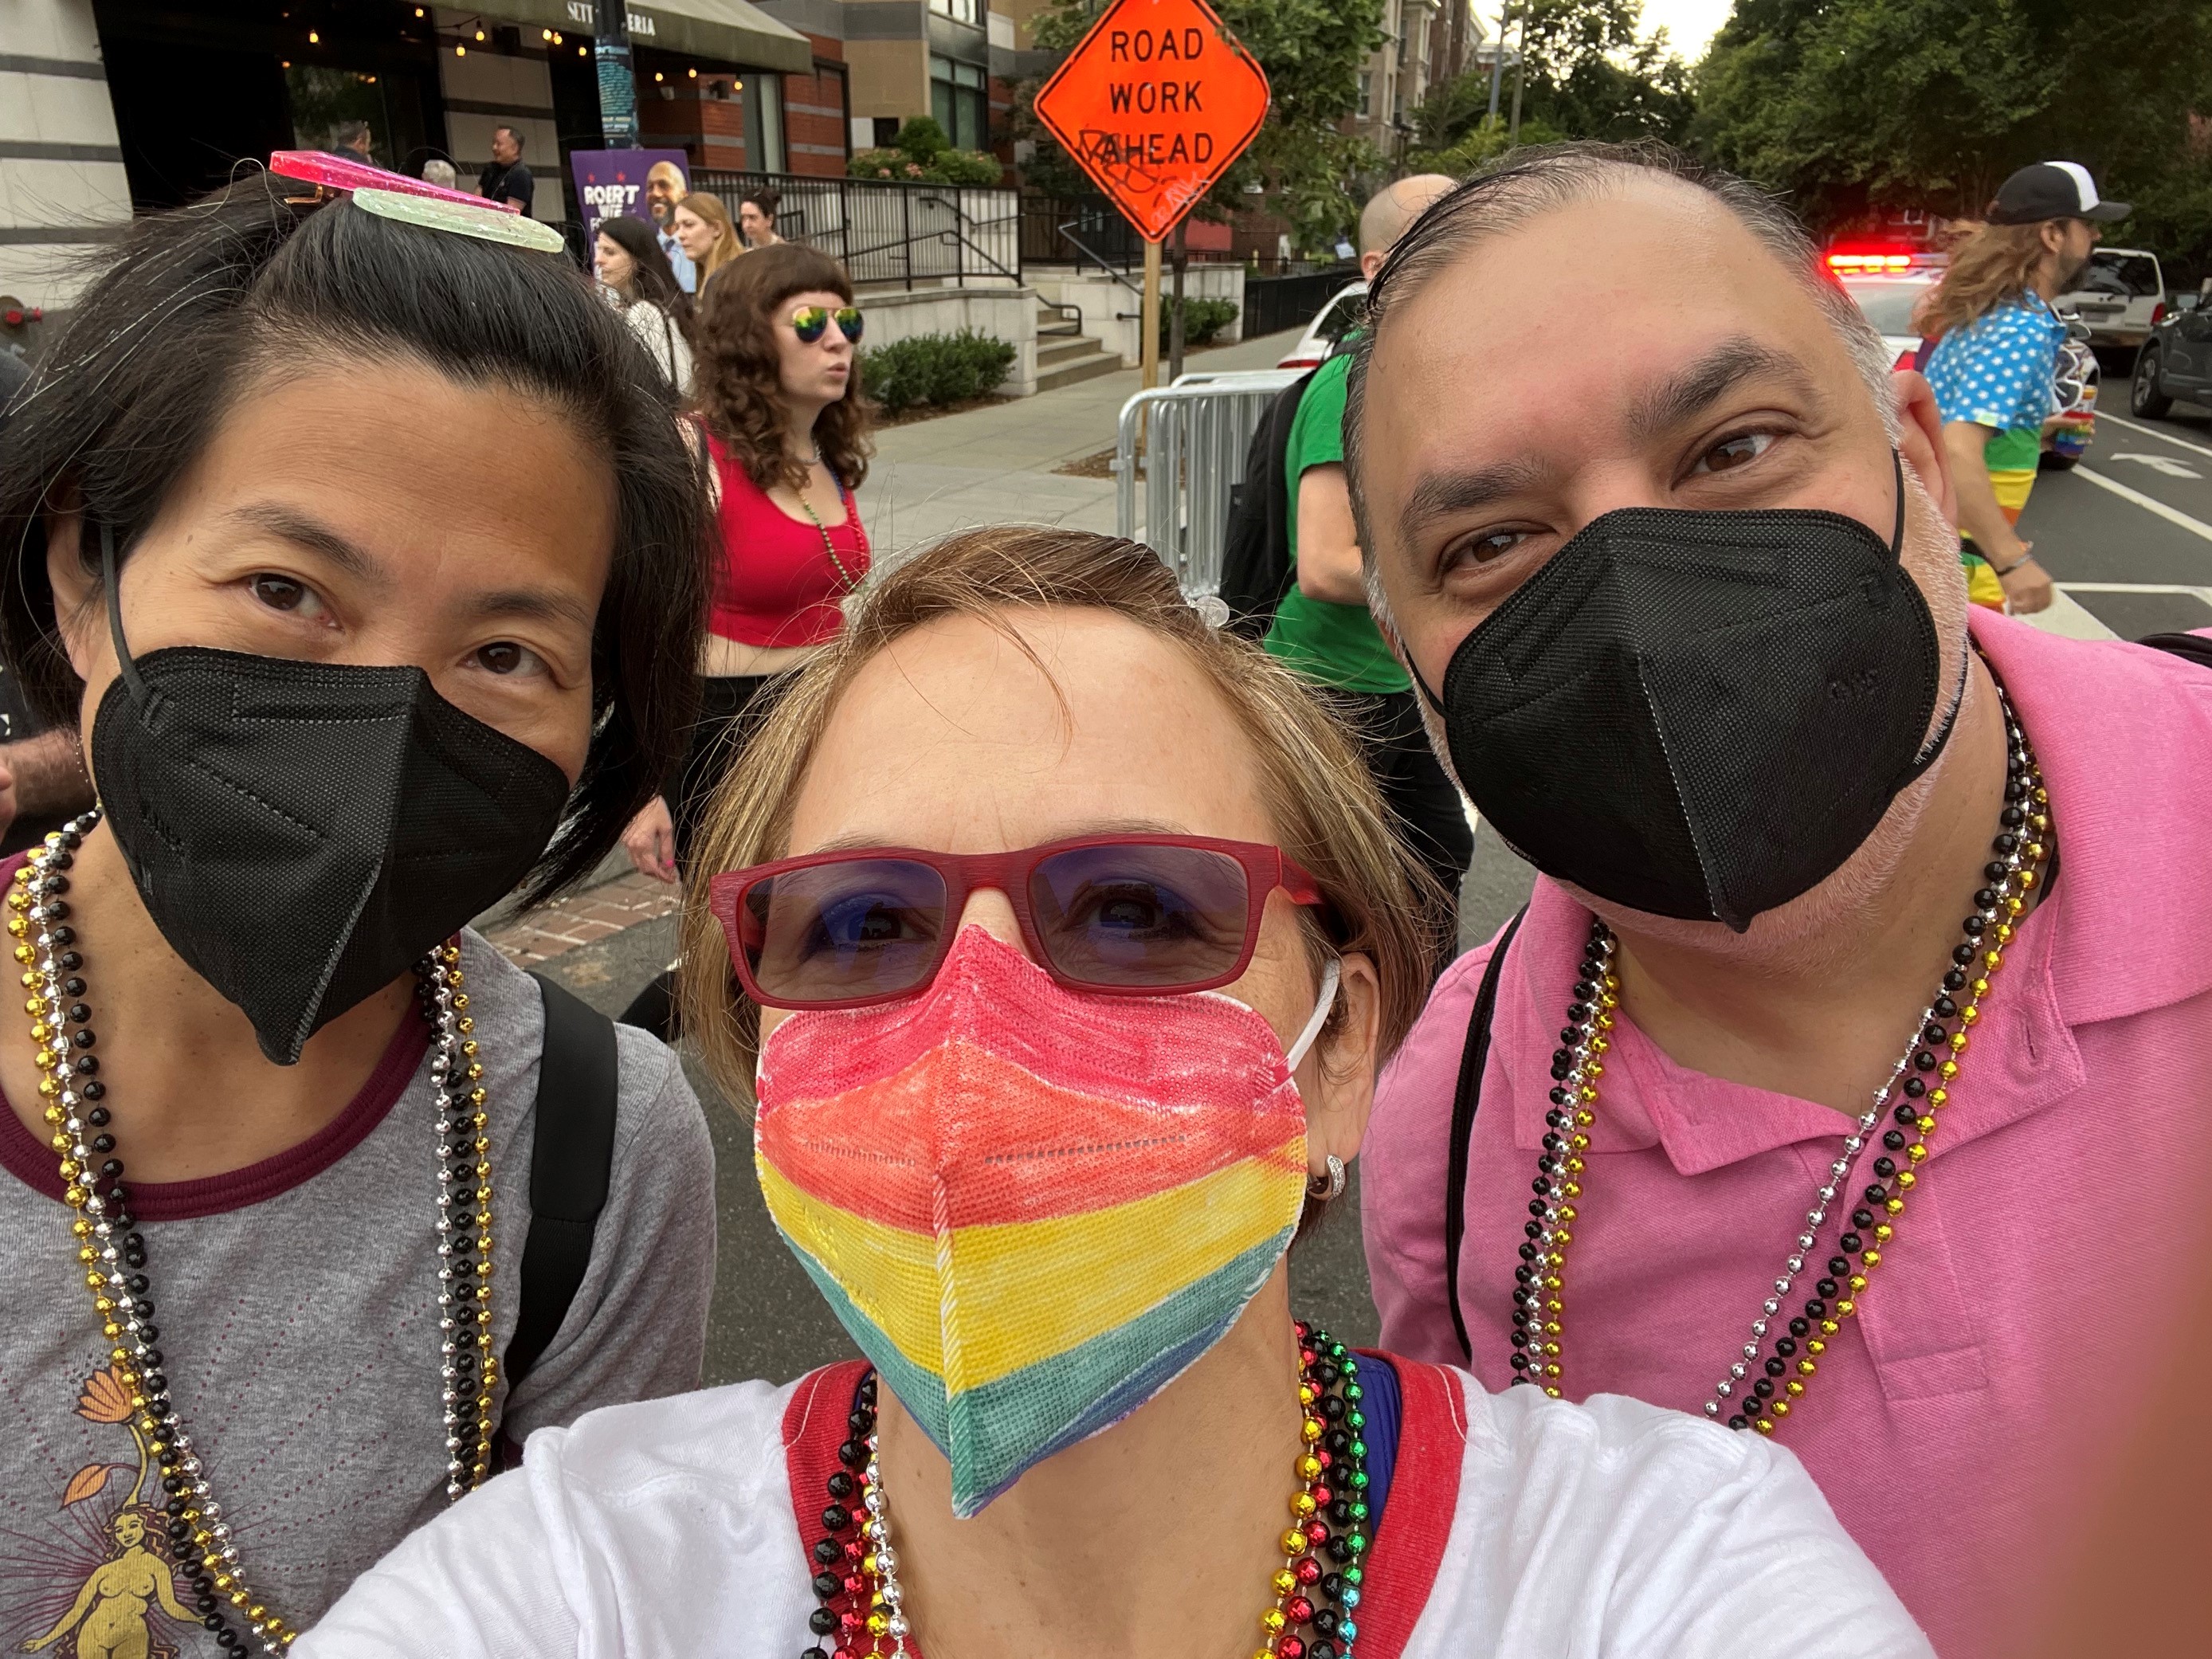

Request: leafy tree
left=1015, top=0, right=1389, bottom=252
left=1691, top=0, right=2212, bottom=265
left=1413, top=0, right=1692, bottom=161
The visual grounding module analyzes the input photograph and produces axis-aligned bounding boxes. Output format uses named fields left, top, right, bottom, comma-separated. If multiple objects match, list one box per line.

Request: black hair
left=594, top=212, right=692, bottom=327
left=494, top=124, right=525, bottom=151
left=739, top=186, right=781, bottom=220
left=0, top=174, right=710, bottom=907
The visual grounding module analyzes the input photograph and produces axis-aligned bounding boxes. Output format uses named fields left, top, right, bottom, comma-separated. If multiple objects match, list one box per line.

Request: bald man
left=646, top=159, right=696, bottom=292
left=1263, top=173, right=1469, bottom=973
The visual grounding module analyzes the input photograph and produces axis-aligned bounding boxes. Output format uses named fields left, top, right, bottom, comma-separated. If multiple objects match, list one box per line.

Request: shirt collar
left=1492, top=614, right=2211, bottom=1174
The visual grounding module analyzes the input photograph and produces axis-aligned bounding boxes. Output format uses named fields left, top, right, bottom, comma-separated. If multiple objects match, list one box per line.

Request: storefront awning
left=520, top=0, right=815, bottom=75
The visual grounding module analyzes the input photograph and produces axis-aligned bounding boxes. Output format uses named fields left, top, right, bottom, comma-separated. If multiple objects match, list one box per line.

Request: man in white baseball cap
left=1983, top=159, right=2131, bottom=226
left=1912, top=161, right=2129, bottom=614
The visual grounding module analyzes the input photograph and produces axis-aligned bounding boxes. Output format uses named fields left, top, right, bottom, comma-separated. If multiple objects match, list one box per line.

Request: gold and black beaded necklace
left=795, top=1323, right=1376, bottom=1659
left=1512, top=671, right=2052, bottom=1436
left=11, top=811, right=501, bottom=1654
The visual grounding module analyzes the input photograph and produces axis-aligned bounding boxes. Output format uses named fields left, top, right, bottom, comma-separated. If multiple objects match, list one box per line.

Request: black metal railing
left=1021, top=197, right=1136, bottom=271
left=691, top=171, right=1022, bottom=289
left=1241, top=266, right=1359, bottom=338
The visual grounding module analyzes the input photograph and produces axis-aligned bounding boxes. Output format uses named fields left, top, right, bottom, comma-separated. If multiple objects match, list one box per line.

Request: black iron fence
left=691, top=171, right=1022, bottom=289
left=1020, top=196, right=1146, bottom=273
left=1241, top=266, right=1359, bottom=339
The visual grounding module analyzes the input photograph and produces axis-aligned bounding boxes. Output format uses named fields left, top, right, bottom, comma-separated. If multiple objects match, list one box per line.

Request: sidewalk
left=853, top=327, right=1304, bottom=556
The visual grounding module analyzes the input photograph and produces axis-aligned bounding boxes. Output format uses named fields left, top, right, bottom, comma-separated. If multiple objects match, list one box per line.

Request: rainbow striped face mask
left=755, top=924, right=1336, bottom=1516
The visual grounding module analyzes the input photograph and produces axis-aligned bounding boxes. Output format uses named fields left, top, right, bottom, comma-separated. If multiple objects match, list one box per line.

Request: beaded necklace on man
left=1511, top=669, right=2051, bottom=1437
left=10, top=812, right=500, bottom=1656
left=796, top=1323, right=1375, bottom=1659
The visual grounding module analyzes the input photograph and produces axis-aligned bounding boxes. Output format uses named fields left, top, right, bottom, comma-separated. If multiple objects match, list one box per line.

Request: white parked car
left=2053, top=248, right=2165, bottom=350
left=1277, top=281, right=1366, bottom=370
left=1837, top=271, right=1938, bottom=364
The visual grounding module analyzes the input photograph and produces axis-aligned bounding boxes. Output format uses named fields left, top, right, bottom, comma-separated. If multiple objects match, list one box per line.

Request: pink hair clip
left=269, top=151, right=520, bottom=214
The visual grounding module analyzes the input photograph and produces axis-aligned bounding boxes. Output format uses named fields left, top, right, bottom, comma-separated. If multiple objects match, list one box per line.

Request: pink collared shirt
left=1362, top=610, right=2212, bottom=1658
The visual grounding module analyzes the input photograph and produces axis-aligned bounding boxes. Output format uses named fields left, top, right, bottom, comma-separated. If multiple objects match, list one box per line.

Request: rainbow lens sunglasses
left=790, top=304, right=864, bottom=344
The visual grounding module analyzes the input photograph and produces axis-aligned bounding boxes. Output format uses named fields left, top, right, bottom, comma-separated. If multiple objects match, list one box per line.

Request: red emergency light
left=1825, top=247, right=1916, bottom=273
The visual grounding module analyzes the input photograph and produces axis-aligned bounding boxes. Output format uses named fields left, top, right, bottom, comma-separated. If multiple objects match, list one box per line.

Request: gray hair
left=1343, top=141, right=1900, bottom=566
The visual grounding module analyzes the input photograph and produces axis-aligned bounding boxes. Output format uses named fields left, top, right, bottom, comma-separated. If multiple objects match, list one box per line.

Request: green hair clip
left=352, top=186, right=567, bottom=254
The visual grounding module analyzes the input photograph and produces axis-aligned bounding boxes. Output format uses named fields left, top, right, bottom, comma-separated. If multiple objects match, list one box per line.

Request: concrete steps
left=1035, top=328, right=1122, bottom=392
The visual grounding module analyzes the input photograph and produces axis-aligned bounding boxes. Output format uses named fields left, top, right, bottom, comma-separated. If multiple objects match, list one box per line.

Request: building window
left=743, top=73, right=786, bottom=171
left=930, top=0, right=984, bottom=24
left=929, top=54, right=987, bottom=150
left=1358, top=70, right=1372, bottom=118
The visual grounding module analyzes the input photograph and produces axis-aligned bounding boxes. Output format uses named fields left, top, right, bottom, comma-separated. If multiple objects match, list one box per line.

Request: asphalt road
left=2022, top=390, right=2212, bottom=638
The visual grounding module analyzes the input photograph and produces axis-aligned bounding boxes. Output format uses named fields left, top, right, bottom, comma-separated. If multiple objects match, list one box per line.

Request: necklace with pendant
left=1512, top=671, right=2050, bottom=1435
left=11, top=813, right=500, bottom=1654
left=794, top=1323, right=1373, bottom=1658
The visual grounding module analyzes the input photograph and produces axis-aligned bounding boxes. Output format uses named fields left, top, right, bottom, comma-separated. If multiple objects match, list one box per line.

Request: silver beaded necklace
left=1696, top=688, right=2036, bottom=1422
left=18, top=814, right=496, bottom=1657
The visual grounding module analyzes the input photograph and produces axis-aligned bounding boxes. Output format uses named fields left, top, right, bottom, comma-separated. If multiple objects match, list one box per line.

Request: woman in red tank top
left=618, top=245, right=873, bottom=1033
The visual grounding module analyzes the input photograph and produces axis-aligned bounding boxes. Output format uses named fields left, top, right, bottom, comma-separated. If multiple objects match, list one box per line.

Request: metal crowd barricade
left=1116, top=371, right=1306, bottom=600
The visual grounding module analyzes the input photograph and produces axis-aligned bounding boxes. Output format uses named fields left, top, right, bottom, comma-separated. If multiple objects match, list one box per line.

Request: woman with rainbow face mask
left=303, top=530, right=1930, bottom=1659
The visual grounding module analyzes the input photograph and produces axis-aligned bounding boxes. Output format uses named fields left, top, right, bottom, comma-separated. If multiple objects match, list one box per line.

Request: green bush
left=847, top=143, right=1003, bottom=186
left=849, top=147, right=934, bottom=182
left=893, top=116, right=951, bottom=159
left=861, top=329, right=1018, bottom=414
left=1158, top=296, right=1240, bottom=350
left=932, top=148, right=1006, bottom=186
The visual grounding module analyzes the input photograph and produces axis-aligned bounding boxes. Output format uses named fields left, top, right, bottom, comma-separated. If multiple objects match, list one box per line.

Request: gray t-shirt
left=0, top=928, right=715, bottom=1653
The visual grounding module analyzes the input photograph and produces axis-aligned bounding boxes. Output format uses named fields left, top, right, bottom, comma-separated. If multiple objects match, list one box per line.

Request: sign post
left=1140, top=237, right=1163, bottom=386
left=1032, top=0, right=1269, bottom=390
left=595, top=0, right=637, bottom=147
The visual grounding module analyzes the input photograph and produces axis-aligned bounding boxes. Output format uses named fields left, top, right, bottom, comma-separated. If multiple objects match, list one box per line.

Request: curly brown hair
left=692, top=242, right=873, bottom=494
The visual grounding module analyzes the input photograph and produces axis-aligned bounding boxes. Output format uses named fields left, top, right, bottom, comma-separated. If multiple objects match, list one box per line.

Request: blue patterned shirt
left=1924, top=292, right=2067, bottom=433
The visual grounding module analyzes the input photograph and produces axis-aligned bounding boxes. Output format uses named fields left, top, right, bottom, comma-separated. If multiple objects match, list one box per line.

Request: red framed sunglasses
left=708, top=833, right=1327, bottom=1010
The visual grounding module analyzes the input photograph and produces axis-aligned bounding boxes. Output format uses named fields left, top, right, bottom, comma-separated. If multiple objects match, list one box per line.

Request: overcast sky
left=1637, top=0, right=1736, bottom=61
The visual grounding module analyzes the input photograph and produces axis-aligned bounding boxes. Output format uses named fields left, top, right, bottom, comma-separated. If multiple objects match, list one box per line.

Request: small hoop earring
left=1308, top=1155, right=1345, bottom=1202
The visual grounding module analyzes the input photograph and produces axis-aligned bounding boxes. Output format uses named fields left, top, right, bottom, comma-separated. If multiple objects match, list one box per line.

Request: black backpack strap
left=2139, top=632, right=2212, bottom=672
left=505, top=973, right=622, bottom=1387
left=1444, top=906, right=1528, bottom=1364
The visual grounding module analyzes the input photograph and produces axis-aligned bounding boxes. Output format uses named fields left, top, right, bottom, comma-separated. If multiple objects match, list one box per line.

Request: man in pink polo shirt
left=1343, top=142, right=2212, bottom=1657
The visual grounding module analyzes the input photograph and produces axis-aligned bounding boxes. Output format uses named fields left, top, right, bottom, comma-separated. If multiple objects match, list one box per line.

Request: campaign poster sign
left=569, top=149, right=691, bottom=245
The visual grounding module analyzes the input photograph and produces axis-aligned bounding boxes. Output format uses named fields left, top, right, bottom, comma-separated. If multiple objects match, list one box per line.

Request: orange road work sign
left=1031, top=0, right=1270, bottom=244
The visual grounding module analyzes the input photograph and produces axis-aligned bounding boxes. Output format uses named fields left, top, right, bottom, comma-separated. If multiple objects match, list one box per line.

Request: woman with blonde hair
left=669, top=190, right=742, bottom=290
left=303, top=528, right=1929, bottom=1659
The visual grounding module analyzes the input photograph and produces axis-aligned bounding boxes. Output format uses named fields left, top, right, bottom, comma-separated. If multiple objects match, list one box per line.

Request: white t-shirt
left=298, top=1357, right=1932, bottom=1659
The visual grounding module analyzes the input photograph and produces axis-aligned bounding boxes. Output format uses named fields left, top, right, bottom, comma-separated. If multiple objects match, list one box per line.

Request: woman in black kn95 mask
left=0, top=170, right=717, bottom=1655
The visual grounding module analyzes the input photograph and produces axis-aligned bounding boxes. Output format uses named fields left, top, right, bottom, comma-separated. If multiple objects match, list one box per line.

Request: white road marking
left=2107, top=451, right=2203, bottom=479
left=2097, top=410, right=2212, bottom=461
left=2058, top=581, right=2212, bottom=601
left=2072, top=465, right=2212, bottom=543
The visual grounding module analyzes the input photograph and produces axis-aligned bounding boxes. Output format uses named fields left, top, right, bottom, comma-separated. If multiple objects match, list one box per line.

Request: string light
left=541, top=26, right=552, bottom=39
left=474, top=27, right=486, bottom=41
left=455, top=42, right=466, bottom=55
left=578, top=44, right=586, bottom=54
left=307, top=29, right=320, bottom=41
left=653, top=70, right=664, bottom=80
left=688, top=66, right=697, bottom=77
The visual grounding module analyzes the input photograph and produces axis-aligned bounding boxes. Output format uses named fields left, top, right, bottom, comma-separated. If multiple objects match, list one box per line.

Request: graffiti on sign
left=1032, top=0, right=1269, bottom=243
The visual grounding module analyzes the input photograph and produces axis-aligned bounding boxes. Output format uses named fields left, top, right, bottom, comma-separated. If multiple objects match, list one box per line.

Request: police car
left=1828, top=243, right=2097, bottom=471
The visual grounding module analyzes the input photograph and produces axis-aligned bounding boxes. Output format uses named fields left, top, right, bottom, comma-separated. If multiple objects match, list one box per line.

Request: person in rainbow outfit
left=300, top=528, right=1931, bottom=1659
left=1919, top=162, right=2126, bottom=614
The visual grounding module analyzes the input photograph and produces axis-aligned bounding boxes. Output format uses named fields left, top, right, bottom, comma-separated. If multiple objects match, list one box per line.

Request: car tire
left=2132, top=347, right=2174, bottom=418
